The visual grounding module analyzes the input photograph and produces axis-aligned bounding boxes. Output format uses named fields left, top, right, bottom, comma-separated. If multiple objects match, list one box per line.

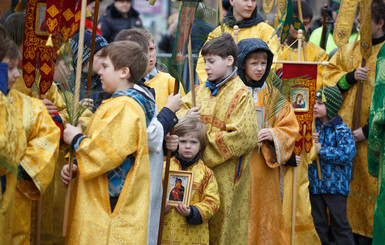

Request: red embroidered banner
left=282, top=63, right=317, bottom=155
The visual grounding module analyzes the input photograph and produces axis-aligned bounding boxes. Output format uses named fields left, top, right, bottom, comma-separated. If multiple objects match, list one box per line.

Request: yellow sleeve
left=0, top=94, right=26, bottom=176
left=76, top=100, right=144, bottom=180
left=18, top=98, right=60, bottom=199
left=194, top=166, right=220, bottom=223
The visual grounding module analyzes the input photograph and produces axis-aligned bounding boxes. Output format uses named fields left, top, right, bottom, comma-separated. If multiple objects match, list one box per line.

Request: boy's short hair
left=293, top=1, right=313, bottom=20
left=245, top=50, right=268, bottom=62
left=174, top=116, right=208, bottom=155
left=114, top=29, right=149, bottom=53
left=201, top=33, right=238, bottom=65
left=101, top=41, right=148, bottom=83
left=0, top=25, right=21, bottom=62
left=136, top=28, right=155, bottom=45
left=4, top=12, right=25, bottom=46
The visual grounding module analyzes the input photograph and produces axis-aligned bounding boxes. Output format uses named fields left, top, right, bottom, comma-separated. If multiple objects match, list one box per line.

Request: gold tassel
left=14, top=0, right=23, bottom=12
left=274, top=14, right=279, bottom=29
left=322, top=90, right=327, bottom=102
left=149, top=0, right=156, bottom=5
left=46, top=34, right=53, bottom=47
left=86, top=7, right=92, bottom=18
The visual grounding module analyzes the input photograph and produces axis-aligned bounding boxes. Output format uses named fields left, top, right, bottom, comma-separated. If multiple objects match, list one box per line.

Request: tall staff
left=62, top=0, right=88, bottom=237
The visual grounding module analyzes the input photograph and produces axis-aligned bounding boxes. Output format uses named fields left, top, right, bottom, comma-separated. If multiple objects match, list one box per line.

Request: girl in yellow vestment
left=0, top=31, right=27, bottom=245
left=177, top=34, right=259, bottom=245
left=162, top=116, right=220, bottom=245
left=62, top=41, right=152, bottom=244
left=237, top=38, right=299, bottom=245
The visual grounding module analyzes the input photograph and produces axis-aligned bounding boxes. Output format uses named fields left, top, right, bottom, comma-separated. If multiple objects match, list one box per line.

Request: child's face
left=314, top=100, right=328, bottom=122
left=203, top=54, right=233, bottom=83
left=229, top=0, right=257, bottom=21
left=147, top=41, right=156, bottom=74
left=178, top=132, right=200, bottom=161
left=114, top=0, right=131, bottom=14
left=54, top=56, right=73, bottom=84
left=244, top=56, right=267, bottom=82
left=98, top=56, right=130, bottom=94
left=1, top=57, right=20, bottom=90
left=93, top=51, right=103, bottom=74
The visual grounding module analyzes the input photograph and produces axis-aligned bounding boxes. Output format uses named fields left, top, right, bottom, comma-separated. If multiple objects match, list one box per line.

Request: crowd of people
left=1, top=0, right=385, bottom=244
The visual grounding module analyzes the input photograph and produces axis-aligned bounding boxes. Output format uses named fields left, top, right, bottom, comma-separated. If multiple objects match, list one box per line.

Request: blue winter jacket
left=308, top=116, right=356, bottom=196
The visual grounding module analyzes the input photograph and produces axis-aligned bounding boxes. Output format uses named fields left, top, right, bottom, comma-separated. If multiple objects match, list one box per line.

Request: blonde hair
left=174, top=116, right=208, bottom=155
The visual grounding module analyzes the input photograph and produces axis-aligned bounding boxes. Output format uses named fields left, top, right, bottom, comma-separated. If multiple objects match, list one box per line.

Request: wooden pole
left=320, top=4, right=328, bottom=50
left=85, top=0, right=100, bottom=98
left=188, top=38, right=196, bottom=107
left=157, top=81, right=180, bottom=245
left=296, top=0, right=307, bottom=61
left=35, top=197, right=42, bottom=245
left=62, top=0, right=88, bottom=237
left=219, top=0, right=224, bottom=33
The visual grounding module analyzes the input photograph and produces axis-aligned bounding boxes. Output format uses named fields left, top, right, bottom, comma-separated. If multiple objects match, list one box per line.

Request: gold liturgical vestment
left=65, top=96, right=150, bottom=244
left=178, top=76, right=258, bottom=245
left=324, top=40, right=385, bottom=237
left=280, top=42, right=327, bottom=245
left=195, top=23, right=281, bottom=83
left=144, top=71, right=185, bottom=112
left=0, top=92, right=27, bottom=245
left=247, top=84, right=298, bottom=245
left=8, top=89, right=60, bottom=245
left=162, top=158, right=220, bottom=245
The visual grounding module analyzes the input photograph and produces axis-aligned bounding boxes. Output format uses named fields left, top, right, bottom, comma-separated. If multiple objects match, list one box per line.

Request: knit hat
left=315, top=86, right=342, bottom=119
left=70, top=32, right=108, bottom=68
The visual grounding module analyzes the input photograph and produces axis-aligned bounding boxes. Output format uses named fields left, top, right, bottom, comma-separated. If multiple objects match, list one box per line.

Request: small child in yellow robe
left=163, top=116, right=220, bottom=244
left=62, top=41, right=152, bottom=244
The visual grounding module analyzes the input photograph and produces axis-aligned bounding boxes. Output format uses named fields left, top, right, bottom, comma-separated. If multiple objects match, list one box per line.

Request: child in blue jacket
left=309, top=85, right=356, bottom=245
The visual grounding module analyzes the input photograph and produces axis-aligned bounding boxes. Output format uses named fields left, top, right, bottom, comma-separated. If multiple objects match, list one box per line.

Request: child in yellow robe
left=162, top=116, right=220, bottom=244
left=237, top=38, right=299, bottom=244
left=177, top=33, right=259, bottom=245
left=0, top=31, right=60, bottom=245
left=0, top=29, right=27, bottom=245
left=62, top=41, right=152, bottom=244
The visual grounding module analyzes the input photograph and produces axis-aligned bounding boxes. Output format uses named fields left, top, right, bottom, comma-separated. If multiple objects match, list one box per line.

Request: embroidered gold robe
left=247, top=84, right=298, bottom=244
left=195, top=23, right=281, bottom=84
left=65, top=96, right=150, bottom=244
left=280, top=41, right=326, bottom=245
left=324, top=40, right=385, bottom=237
left=8, top=89, right=60, bottom=245
left=177, top=76, right=258, bottom=245
left=0, top=92, right=26, bottom=245
left=144, top=71, right=185, bottom=112
left=162, top=157, right=220, bottom=244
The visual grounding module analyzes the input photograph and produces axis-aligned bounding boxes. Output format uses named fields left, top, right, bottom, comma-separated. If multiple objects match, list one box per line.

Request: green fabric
left=275, top=0, right=293, bottom=44
left=337, top=74, right=352, bottom=90
left=368, top=42, right=385, bottom=245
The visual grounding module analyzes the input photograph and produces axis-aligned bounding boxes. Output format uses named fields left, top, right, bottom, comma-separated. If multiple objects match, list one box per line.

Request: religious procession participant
left=162, top=116, right=220, bottom=245
left=0, top=26, right=27, bottom=245
left=237, top=38, right=299, bottom=244
left=324, top=0, right=385, bottom=241
left=368, top=41, right=385, bottom=245
left=277, top=2, right=328, bottom=244
left=195, top=0, right=281, bottom=83
left=177, top=33, right=259, bottom=245
left=0, top=34, right=61, bottom=245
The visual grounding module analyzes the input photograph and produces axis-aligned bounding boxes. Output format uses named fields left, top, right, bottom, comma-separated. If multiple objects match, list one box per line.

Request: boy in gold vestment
left=177, top=33, right=258, bottom=245
left=162, top=116, right=220, bottom=244
left=62, top=41, right=152, bottom=244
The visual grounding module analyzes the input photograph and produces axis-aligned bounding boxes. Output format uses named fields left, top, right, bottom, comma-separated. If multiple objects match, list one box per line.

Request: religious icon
left=291, top=88, right=309, bottom=112
left=166, top=170, right=193, bottom=207
left=35, top=3, right=49, bottom=35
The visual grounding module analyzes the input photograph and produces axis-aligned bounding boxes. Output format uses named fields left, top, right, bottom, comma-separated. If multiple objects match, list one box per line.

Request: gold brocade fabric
left=65, top=96, right=150, bottom=244
left=144, top=71, right=185, bottom=112
left=324, top=40, right=384, bottom=237
left=0, top=93, right=26, bottom=245
left=278, top=42, right=329, bottom=89
left=7, top=89, right=60, bottom=245
left=177, top=76, right=258, bottom=245
left=247, top=85, right=298, bottom=244
left=195, top=23, right=281, bottom=84
left=161, top=158, right=220, bottom=244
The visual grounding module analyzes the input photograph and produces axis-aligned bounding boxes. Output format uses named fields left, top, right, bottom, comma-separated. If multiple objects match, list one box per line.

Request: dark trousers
left=310, top=193, right=354, bottom=245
